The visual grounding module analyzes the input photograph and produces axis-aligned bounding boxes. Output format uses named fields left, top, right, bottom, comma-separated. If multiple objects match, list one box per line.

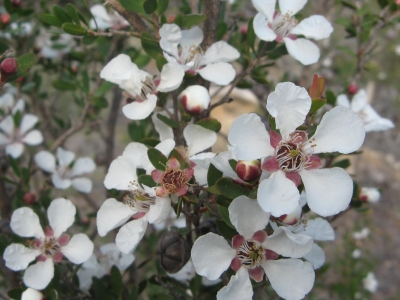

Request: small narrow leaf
left=82, top=35, right=97, bottom=45
left=180, top=14, right=207, bottom=28
left=147, top=148, right=168, bottom=170
left=39, top=14, right=62, bottom=27
left=157, top=0, right=169, bottom=14
left=94, top=81, right=114, bottom=97
left=141, top=33, right=162, bottom=58
left=309, top=98, right=327, bottom=115
left=157, top=113, right=180, bottom=128
left=120, top=0, right=147, bottom=14
left=52, top=80, right=77, bottom=91
left=218, top=205, right=235, bottom=228
left=332, top=159, right=351, bottom=169
left=62, top=23, right=87, bottom=36
left=8, top=155, right=21, bottom=177
left=143, top=0, right=158, bottom=14
left=53, top=5, right=72, bottom=24
left=216, top=219, right=238, bottom=240
left=207, top=163, right=223, bottom=187
left=216, top=178, right=250, bottom=199
left=138, top=174, right=157, bottom=188
left=65, top=4, right=81, bottom=25
left=110, top=266, right=123, bottom=298
left=325, top=90, right=336, bottom=106
left=195, top=118, right=221, bottom=133
left=247, top=17, right=256, bottom=50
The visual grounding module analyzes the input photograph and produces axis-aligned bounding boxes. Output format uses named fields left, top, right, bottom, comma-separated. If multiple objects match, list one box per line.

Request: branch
left=202, top=0, right=221, bottom=50
left=104, top=88, right=122, bottom=168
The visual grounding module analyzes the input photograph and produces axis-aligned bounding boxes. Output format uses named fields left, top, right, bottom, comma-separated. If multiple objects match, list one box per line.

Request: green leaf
left=111, top=266, right=123, bottom=298
left=62, top=23, right=87, bottom=36
left=138, top=174, right=157, bottom=188
left=138, top=280, right=147, bottom=294
left=141, top=138, right=160, bottom=147
left=157, top=113, right=180, bottom=128
left=176, top=196, right=184, bottom=217
left=81, top=70, right=89, bottom=93
left=82, top=35, right=98, bottom=45
left=325, top=90, right=336, bottom=106
left=218, top=205, right=234, bottom=228
left=216, top=177, right=249, bottom=199
left=7, top=288, right=23, bottom=299
left=95, top=81, right=114, bottom=97
left=332, top=159, right=351, bottom=169
left=216, top=219, right=238, bottom=240
left=141, top=33, right=162, bottom=59
left=92, top=277, right=118, bottom=300
left=77, top=11, right=89, bottom=27
left=144, top=0, right=158, bottom=14
left=195, top=118, right=221, bottom=133
left=133, top=54, right=151, bottom=68
left=48, top=289, right=59, bottom=300
left=216, top=195, right=232, bottom=207
left=120, top=0, right=147, bottom=14
left=228, top=159, right=237, bottom=172
left=180, top=14, right=207, bottom=29
left=8, top=155, right=21, bottom=177
left=341, top=0, right=357, bottom=9
left=247, top=17, right=256, bottom=50
left=93, top=97, right=108, bottom=109
left=65, top=4, right=81, bottom=25
left=156, top=55, right=168, bottom=72
left=53, top=5, right=72, bottom=24
left=207, top=163, right=223, bottom=187
left=309, top=98, right=327, bottom=115
left=181, top=113, right=192, bottom=122
left=147, top=148, right=168, bottom=170
left=189, top=274, right=202, bottom=297
left=17, top=53, right=35, bottom=73
left=52, top=80, right=76, bottom=91
left=39, top=14, right=62, bottom=27
left=158, top=0, right=169, bottom=14
left=130, top=285, right=139, bottom=300
left=250, top=68, right=269, bottom=84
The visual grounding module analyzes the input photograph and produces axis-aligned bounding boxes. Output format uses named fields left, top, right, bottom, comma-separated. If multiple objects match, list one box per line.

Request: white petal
left=11, top=207, right=44, bottom=239
left=97, top=198, right=136, bottom=237
left=202, top=41, right=240, bottom=65
left=263, top=227, right=313, bottom=258
left=210, top=151, right=238, bottom=179
left=365, top=117, right=394, bottom=132
left=229, top=196, right=270, bottom=239
left=62, top=234, right=94, bottom=264
left=217, top=267, right=253, bottom=300
left=19, top=114, right=38, bottom=136
left=351, top=89, right=368, bottom=112
left=56, top=147, right=75, bottom=167
left=291, top=15, right=333, bottom=40
left=0, top=93, right=14, bottom=109
left=118, top=252, right=136, bottom=271
left=47, top=198, right=76, bottom=237
left=0, top=132, right=10, bottom=145
left=147, top=197, right=172, bottom=224
left=253, top=13, right=277, bottom=41
left=303, top=218, right=335, bottom=241
left=300, top=168, right=352, bottom=217
left=34, top=151, right=56, bottom=173
left=303, top=244, right=325, bottom=269
left=157, top=63, right=185, bottom=92
left=21, top=288, right=44, bottom=300
left=168, top=259, right=196, bottom=282
left=51, top=172, right=72, bottom=189
left=257, top=171, right=300, bottom=217
left=228, top=113, right=274, bottom=160
left=279, top=0, right=307, bottom=16
left=100, top=54, right=138, bottom=84
left=180, top=26, right=204, bottom=48
left=252, top=0, right=276, bottom=21
left=122, top=94, right=158, bottom=120
left=152, top=111, right=174, bottom=141
left=159, top=24, right=181, bottom=58
left=197, top=62, right=236, bottom=86
left=23, top=259, right=54, bottom=290
left=191, top=233, right=236, bottom=281
left=305, top=106, right=365, bottom=154
left=6, top=143, right=24, bottom=158
left=104, top=156, right=137, bottom=190
left=116, top=218, right=148, bottom=254
left=284, top=38, right=320, bottom=65
left=71, top=157, right=96, bottom=177
left=22, top=130, right=43, bottom=146
left=122, top=142, right=149, bottom=167
left=3, top=244, right=40, bottom=271
left=72, top=177, right=93, bottom=193
left=184, top=124, right=217, bottom=157
left=13, top=99, right=25, bottom=114
left=336, top=94, right=351, bottom=108
left=0, top=115, right=14, bottom=135
left=263, top=259, right=314, bottom=300
left=266, top=82, right=311, bottom=138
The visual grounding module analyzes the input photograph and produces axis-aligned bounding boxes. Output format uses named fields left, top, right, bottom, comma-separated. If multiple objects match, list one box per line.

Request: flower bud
left=0, top=13, right=11, bottom=25
left=12, top=0, right=22, bottom=7
left=236, top=160, right=261, bottom=181
left=156, top=231, right=190, bottom=273
left=359, top=187, right=381, bottom=203
left=347, top=83, right=358, bottom=95
left=23, top=192, right=36, bottom=204
left=0, top=58, right=18, bottom=82
left=167, top=15, right=176, bottom=23
left=180, top=85, right=210, bottom=114
left=278, top=204, right=303, bottom=225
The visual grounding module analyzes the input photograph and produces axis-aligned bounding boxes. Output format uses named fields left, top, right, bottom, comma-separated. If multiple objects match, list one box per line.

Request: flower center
left=31, top=236, right=61, bottom=259
left=124, top=189, right=156, bottom=213
left=161, top=168, right=187, bottom=194
left=236, top=240, right=265, bottom=269
left=271, top=12, right=297, bottom=38
left=179, top=45, right=204, bottom=71
left=139, top=76, right=156, bottom=101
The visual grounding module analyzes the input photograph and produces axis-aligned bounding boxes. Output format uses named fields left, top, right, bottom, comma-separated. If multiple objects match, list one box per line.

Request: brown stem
left=202, top=0, right=221, bottom=50
left=104, top=88, right=122, bottom=168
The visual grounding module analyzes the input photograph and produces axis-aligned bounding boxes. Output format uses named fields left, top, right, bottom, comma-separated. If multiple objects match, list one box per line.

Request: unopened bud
left=278, top=205, right=302, bottom=225
left=156, top=231, right=190, bottom=274
left=236, top=160, right=261, bottom=181
left=167, top=15, right=176, bottom=23
left=180, top=85, right=210, bottom=114
left=1, top=14, right=11, bottom=25
left=23, top=192, right=36, bottom=204
left=347, top=83, right=358, bottom=95
left=240, top=26, right=248, bottom=34
left=12, top=0, right=22, bottom=7
left=359, top=187, right=381, bottom=203
left=0, top=58, right=18, bottom=82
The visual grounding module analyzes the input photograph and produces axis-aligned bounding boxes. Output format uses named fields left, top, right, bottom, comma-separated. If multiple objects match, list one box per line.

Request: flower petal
left=152, top=110, right=174, bottom=141
left=3, top=244, right=40, bottom=271
left=116, top=218, right=148, bottom=254
left=21, top=288, right=44, bottom=300
left=303, top=243, right=325, bottom=269
left=217, top=267, right=253, bottom=300
left=191, top=233, right=236, bottom=280
left=97, top=198, right=136, bottom=237
left=266, top=82, right=311, bottom=138
left=48, top=198, right=76, bottom=237
left=0, top=132, right=10, bottom=145
left=158, top=63, right=185, bottom=93
left=122, top=94, right=158, bottom=120
left=180, top=26, right=204, bottom=48
left=6, top=143, right=24, bottom=158
left=252, top=0, right=276, bottom=21
left=257, top=171, right=300, bottom=217
left=56, top=147, right=75, bottom=167
left=202, top=41, right=240, bottom=65
left=303, top=218, right=335, bottom=241
left=62, top=233, right=94, bottom=264
left=228, top=196, right=270, bottom=240
left=253, top=13, right=277, bottom=41
left=263, top=258, right=314, bottom=300
left=34, top=151, right=56, bottom=173
left=279, top=0, right=307, bottom=16
left=100, top=54, right=138, bottom=84
left=104, top=156, right=137, bottom=190
left=197, top=62, right=236, bottom=86
left=122, top=142, right=149, bottom=167
left=147, top=196, right=172, bottom=224
left=23, top=259, right=54, bottom=290
left=184, top=124, right=217, bottom=157
left=11, top=207, right=44, bottom=239
left=304, top=106, right=365, bottom=154
left=22, top=130, right=43, bottom=146
left=291, top=15, right=333, bottom=40
left=284, top=37, right=320, bottom=65
left=300, top=168, right=352, bottom=217
left=72, top=177, right=93, bottom=193
left=336, top=94, right=350, bottom=108
left=365, top=116, right=395, bottom=132
left=19, top=114, right=38, bottom=136
left=51, top=172, right=72, bottom=189
left=159, top=24, right=182, bottom=58
left=71, top=157, right=96, bottom=177
left=228, top=113, right=274, bottom=160
left=351, top=89, right=368, bottom=112
left=0, top=115, right=14, bottom=135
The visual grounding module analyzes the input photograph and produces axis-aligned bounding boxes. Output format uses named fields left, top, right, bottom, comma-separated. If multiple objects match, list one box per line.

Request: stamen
left=271, top=13, right=298, bottom=38
left=123, top=181, right=156, bottom=212
left=236, top=240, right=265, bottom=269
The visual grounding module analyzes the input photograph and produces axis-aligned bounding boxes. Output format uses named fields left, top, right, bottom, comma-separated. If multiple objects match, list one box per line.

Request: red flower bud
left=236, top=160, right=261, bottom=182
left=0, top=13, right=11, bottom=25
left=278, top=205, right=302, bottom=225
left=0, top=58, right=18, bottom=82
left=167, top=15, right=176, bottom=23
left=180, top=85, right=210, bottom=114
left=347, top=83, right=358, bottom=95
left=23, top=192, right=36, bottom=204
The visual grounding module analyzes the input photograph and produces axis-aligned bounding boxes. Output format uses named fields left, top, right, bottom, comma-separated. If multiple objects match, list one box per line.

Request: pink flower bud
left=347, top=83, right=358, bottom=95
left=0, top=58, right=18, bottom=82
left=23, top=192, right=36, bottom=204
left=240, top=26, right=248, bottom=34
left=0, top=13, right=11, bottom=25
left=180, top=85, right=210, bottom=114
left=278, top=205, right=302, bottom=225
left=236, top=160, right=261, bottom=181
left=167, top=15, right=176, bottom=23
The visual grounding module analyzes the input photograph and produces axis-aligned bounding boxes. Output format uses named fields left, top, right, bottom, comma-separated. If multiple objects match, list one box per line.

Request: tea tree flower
left=34, top=147, right=96, bottom=193
left=252, top=0, right=333, bottom=65
left=3, top=198, right=94, bottom=290
left=363, top=272, right=379, bottom=293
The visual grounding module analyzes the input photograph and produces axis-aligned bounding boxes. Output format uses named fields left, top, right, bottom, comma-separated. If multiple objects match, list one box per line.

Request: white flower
left=0, top=114, right=43, bottom=158
left=34, top=147, right=96, bottom=193
left=363, top=272, right=378, bottom=293
left=89, top=4, right=128, bottom=30
left=77, top=243, right=135, bottom=291
left=158, top=24, right=240, bottom=90
left=352, top=249, right=362, bottom=259
left=252, top=0, right=333, bottom=65
left=353, top=228, right=370, bottom=240
left=191, top=196, right=315, bottom=300
left=3, top=199, right=94, bottom=290
left=35, top=30, right=76, bottom=59
left=228, top=82, right=365, bottom=217
left=179, top=85, right=211, bottom=114
left=359, top=187, right=381, bottom=203
left=0, top=93, right=24, bottom=115
left=337, top=89, right=394, bottom=132
left=21, top=288, right=43, bottom=300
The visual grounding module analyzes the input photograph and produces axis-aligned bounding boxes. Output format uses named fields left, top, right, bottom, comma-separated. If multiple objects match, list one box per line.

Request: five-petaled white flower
left=252, top=0, right=333, bottom=65
left=191, top=196, right=315, bottom=300
left=228, top=82, right=365, bottom=217
left=337, top=89, right=394, bottom=132
left=34, top=147, right=96, bottom=193
left=3, top=198, right=94, bottom=290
